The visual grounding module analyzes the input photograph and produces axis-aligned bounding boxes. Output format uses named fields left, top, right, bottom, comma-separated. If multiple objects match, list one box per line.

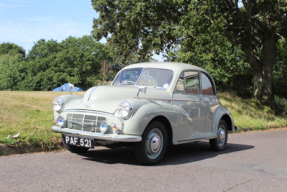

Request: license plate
left=64, top=135, right=94, bottom=148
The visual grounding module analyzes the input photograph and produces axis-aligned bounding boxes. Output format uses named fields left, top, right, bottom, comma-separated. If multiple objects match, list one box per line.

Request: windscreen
left=137, top=68, right=173, bottom=88
left=113, top=68, right=173, bottom=88
left=112, top=68, right=143, bottom=85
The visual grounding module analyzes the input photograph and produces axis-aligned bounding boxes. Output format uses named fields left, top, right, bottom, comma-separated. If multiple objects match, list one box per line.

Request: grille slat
left=66, top=113, right=105, bottom=133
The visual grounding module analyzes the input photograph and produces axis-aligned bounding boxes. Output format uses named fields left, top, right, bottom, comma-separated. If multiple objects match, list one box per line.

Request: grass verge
left=218, top=92, right=287, bottom=131
left=0, top=91, right=84, bottom=154
left=0, top=91, right=287, bottom=154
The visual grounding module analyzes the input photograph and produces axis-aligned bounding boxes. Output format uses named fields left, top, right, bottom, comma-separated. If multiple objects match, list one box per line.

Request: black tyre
left=209, top=120, right=228, bottom=151
left=62, top=135, right=89, bottom=153
left=134, top=121, right=167, bottom=165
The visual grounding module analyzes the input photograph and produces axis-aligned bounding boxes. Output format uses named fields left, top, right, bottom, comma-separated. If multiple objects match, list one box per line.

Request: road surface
left=1, top=129, right=287, bottom=191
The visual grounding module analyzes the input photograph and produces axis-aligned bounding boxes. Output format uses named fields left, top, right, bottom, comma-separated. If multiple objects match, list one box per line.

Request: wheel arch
left=149, top=115, right=173, bottom=145
left=221, top=114, right=232, bottom=132
left=212, top=106, right=235, bottom=134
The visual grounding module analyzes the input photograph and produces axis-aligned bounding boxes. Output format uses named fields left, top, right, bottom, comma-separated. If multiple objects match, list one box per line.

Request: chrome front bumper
left=51, top=126, right=142, bottom=142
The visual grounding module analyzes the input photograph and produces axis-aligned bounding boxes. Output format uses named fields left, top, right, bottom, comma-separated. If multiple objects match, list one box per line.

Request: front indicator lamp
left=100, top=120, right=108, bottom=134
left=57, top=116, right=65, bottom=128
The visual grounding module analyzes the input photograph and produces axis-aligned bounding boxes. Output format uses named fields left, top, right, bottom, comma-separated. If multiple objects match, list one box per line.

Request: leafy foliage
left=0, top=54, right=26, bottom=90
left=274, top=95, right=287, bottom=116
left=0, top=36, right=111, bottom=91
left=0, top=42, right=26, bottom=58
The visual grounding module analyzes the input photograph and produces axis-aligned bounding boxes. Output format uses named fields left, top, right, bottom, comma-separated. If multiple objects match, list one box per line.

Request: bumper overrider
left=51, top=110, right=142, bottom=142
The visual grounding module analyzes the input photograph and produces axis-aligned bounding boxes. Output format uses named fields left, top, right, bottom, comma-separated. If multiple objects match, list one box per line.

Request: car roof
left=123, top=62, right=209, bottom=75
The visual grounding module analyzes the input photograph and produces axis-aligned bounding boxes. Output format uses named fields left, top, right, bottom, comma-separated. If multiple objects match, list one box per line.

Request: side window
left=176, top=72, right=184, bottom=92
left=201, top=73, right=215, bottom=95
left=184, top=71, right=199, bottom=94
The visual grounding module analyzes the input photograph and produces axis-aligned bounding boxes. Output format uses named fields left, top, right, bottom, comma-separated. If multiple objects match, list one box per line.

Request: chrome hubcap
left=219, top=130, right=225, bottom=142
left=146, top=128, right=163, bottom=159
left=150, top=135, right=161, bottom=153
left=218, top=125, right=226, bottom=147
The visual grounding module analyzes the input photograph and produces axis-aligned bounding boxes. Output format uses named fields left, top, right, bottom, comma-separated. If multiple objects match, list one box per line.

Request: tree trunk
left=260, top=31, right=277, bottom=107
left=253, top=67, right=264, bottom=101
left=244, top=29, right=278, bottom=103
left=244, top=42, right=265, bottom=101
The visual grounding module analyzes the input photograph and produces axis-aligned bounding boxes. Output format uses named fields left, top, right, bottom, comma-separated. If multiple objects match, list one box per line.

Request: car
left=51, top=62, right=236, bottom=165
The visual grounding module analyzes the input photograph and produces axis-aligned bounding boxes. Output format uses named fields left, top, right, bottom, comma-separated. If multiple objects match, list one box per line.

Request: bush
left=274, top=95, right=287, bottom=115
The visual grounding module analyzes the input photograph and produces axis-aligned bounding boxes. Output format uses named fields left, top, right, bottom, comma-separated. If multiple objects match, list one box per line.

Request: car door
left=172, top=71, right=206, bottom=142
left=200, top=72, right=221, bottom=137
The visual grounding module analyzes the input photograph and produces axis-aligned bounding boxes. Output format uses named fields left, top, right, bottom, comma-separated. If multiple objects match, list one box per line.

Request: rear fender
left=212, top=106, right=235, bottom=136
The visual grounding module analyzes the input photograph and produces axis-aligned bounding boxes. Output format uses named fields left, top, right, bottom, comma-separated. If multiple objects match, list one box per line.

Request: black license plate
left=64, top=135, right=94, bottom=148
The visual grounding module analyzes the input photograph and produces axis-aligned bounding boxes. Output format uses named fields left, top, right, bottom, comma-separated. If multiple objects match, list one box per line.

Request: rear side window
left=184, top=71, right=200, bottom=94
left=201, top=73, right=215, bottom=95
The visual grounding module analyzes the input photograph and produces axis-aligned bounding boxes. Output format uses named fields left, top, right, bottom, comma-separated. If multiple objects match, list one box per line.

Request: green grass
left=218, top=92, right=287, bottom=131
left=0, top=91, right=286, bottom=153
left=0, top=91, right=84, bottom=151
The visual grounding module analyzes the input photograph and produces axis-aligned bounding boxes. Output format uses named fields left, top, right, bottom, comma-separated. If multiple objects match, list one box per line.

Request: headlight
left=117, top=101, right=132, bottom=120
left=53, top=97, right=64, bottom=112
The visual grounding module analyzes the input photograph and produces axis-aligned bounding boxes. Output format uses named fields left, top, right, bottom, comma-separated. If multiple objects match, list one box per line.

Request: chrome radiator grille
left=66, top=114, right=106, bottom=133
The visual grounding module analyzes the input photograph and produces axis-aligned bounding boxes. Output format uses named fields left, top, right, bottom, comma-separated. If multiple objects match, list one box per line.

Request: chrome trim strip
left=70, top=120, right=94, bottom=126
left=172, top=99, right=201, bottom=102
left=88, top=86, right=99, bottom=101
left=133, top=97, right=200, bottom=102
left=51, top=126, right=142, bottom=142
left=133, top=97, right=171, bottom=100
left=63, top=109, right=125, bottom=133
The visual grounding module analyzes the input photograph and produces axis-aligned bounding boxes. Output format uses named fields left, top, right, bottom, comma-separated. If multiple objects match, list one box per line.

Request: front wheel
left=209, top=120, right=228, bottom=151
left=62, top=135, right=89, bottom=153
left=134, top=121, right=167, bottom=165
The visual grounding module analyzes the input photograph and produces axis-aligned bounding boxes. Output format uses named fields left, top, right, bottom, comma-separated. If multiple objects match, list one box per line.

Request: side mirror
left=68, top=83, right=74, bottom=95
left=137, top=86, right=147, bottom=99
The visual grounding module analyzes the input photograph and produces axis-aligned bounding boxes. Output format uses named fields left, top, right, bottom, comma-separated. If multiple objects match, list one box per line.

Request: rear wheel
left=62, top=135, right=89, bottom=153
left=209, top=120, right=228, bottom=151
left=134, top=121, right=167, bottom=165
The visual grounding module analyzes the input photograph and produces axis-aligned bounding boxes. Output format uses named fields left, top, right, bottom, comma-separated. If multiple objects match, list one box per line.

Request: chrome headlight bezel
left=117, top=101, right=133, bottom=120
left=53, top=97, right=64, bottom=112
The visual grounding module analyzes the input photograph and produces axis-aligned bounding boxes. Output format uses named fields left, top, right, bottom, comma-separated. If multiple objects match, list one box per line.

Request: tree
left=167, top=2, right=252, bottom=97
left=56, top=36, right=111, bottom=90
left=20, top=36, right=111, bottom=91
left=273, top=39, right=287, bottom=98
left=0, top=42, right=26, bottom=90
left=92, top=0, right=287, bottom=103
left=91, top=0, right=181, bottom=65
left=0, top=42, right=26, bottom=58
left=0, top=54, right=26, bottom=90
left=211, top=0, right=287, bottom=103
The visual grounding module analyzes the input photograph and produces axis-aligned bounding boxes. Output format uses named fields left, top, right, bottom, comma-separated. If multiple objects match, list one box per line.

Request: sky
left=0, top=0, right=164, bottom=61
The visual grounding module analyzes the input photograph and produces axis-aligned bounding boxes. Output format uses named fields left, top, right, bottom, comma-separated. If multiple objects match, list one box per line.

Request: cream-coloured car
left=51, top=62, right=236, bottom=164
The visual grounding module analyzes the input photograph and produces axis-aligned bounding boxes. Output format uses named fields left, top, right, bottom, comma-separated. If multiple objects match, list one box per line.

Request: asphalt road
left=1, top=129, right=287, bottom=192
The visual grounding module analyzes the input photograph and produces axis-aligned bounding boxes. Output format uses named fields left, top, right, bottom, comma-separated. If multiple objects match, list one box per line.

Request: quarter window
left=201, top=73, right=215, bottom=95
left=184, top=71, right=199, bottom=94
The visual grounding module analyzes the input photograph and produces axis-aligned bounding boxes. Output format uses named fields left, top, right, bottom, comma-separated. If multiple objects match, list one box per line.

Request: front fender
left=212, top=106, right=235, bottom=136
left=124, top=101, right=179, bottom=140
